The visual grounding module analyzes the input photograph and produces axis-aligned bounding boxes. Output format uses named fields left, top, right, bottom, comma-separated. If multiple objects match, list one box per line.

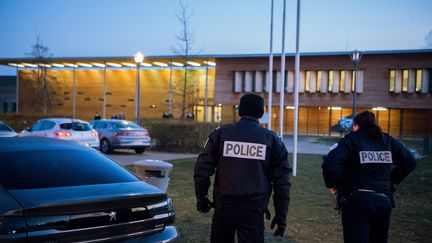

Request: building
left=0, top=76, right=17, bottom=113
left=0, top=49, right=431, bottom=137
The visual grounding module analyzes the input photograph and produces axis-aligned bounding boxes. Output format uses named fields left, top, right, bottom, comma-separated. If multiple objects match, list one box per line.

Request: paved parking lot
left=108, top=136, right=332, bottom=166
left=109, top=150, right=198, bottom=166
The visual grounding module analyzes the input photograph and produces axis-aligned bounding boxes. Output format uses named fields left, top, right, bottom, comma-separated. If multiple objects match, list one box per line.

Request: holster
left=335, top=191, right=357, bottom=211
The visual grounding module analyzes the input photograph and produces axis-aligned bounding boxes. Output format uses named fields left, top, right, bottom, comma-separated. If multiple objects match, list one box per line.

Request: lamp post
left=134, top=52, right=144, bottom=124
left=350, top=50, right=362, bottom=117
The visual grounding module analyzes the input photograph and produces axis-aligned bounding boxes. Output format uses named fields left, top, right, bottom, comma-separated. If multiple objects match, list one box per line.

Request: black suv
left=0, top=137, right=178, bottom=242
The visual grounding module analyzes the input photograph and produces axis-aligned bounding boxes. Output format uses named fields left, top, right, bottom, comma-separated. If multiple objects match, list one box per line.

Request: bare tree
left=425, top=30, right=432, bottom=48
left=172, top=1, right=197, bottom=118
left=26, top=36, right=55, bottom=114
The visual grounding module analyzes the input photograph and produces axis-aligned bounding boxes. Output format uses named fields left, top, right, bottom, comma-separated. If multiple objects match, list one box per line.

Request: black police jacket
left=322, top=130, right=416, bottom=194
left=194, top=116, right=291, bottom=219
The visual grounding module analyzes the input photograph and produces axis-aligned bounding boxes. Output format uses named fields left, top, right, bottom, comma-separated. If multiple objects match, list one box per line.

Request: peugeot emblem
left=109, top=211, right=117, bottom=222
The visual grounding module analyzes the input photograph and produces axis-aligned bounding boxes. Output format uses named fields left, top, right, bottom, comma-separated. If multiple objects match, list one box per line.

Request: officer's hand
left=270, top=216, right=286, bottom=237
left=196, top=197, right=213, bottom=213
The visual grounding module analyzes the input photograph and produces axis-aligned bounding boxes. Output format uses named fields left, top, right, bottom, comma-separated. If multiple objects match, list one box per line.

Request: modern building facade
left=0, top=76, right=17, bottom=113
left=1, top=49, right=431, bottom=137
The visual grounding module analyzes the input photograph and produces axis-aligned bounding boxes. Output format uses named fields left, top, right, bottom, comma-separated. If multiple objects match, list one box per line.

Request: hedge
left=0, top=114, right=218, bottom=153
left=142, top=119, right=217, bottom=153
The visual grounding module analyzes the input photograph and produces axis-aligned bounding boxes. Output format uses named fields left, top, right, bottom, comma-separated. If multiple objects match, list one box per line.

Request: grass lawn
left=132, top=154, right=432, bottom=242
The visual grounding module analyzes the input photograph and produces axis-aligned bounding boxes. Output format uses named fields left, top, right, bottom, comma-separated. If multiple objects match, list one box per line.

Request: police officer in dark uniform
left=322, top=111, right=416, bottom=243
left=194, top=93, right=291, bottom=243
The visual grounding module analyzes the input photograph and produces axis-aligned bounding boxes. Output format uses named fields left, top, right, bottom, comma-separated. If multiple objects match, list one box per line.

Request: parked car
left=90, top=119, right=151, bottom=154
left=18, top=118, right=99, bottom=149
left=0, top=137, right=178, bottom=242
left=0, top=120, right=17, bottom=137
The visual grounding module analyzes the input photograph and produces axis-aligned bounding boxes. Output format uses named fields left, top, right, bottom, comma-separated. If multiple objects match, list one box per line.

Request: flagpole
left=293, top=0, right=301, bottom=176
left=268, top=0, right=274, bottom=130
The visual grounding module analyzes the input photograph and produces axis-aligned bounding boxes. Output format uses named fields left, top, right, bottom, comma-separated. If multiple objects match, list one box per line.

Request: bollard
left=133, top=160, right=173, bottom=192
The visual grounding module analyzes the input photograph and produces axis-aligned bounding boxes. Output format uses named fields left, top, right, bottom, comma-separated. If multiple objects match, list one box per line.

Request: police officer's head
left=353, top=111, right=383, bottom=140
left=239, top=93, right=264, bottom=118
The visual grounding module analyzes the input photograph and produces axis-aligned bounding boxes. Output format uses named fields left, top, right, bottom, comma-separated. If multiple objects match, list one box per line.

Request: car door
left=20, top=120, right=44, bottom=137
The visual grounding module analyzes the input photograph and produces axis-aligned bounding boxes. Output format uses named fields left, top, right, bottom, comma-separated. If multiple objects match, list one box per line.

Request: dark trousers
left=211, top=207, right=264, bottom=243
left=341, top=192, right=392, bottom=243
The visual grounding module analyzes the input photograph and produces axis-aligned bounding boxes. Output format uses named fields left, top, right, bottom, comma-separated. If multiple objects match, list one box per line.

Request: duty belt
left=357, top=189, right=388, bottom=198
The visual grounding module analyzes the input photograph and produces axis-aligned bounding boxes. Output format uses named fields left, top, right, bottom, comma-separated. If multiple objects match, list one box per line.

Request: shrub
left=143, top=119, right=217, bottom=153
left=0, top=114, right=45, bottom=132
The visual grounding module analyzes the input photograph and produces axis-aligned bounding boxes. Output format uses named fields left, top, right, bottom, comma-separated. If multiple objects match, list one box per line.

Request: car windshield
left=60, top=122, right=92, bottom=131
left=0, top=149, right=138, bottom=189
left=110, top=121, right=141, bottom=129
left=0, top=123, right=13, bottom=131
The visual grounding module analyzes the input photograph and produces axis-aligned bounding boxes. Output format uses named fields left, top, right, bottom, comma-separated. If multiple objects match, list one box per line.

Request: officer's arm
left=322, top=138, right=352, bottom=188
left=194, top=130, right=219, bottom=200
left=390, top=137, right=417, bottom=185
left=271, top=137, right=292, bottom=222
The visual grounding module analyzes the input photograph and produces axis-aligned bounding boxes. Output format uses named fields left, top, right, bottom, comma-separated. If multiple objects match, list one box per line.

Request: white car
left=18, top=118, right=100, bottom=149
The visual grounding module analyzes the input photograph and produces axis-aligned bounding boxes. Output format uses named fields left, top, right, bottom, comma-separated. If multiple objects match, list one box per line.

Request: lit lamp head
left=350, top=49, right=362, bottom=65
left=134, top=52, right=144, bottom=64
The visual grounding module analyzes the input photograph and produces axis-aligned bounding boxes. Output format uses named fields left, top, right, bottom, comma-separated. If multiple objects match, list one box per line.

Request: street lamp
left=134, top=52, right=144, bottom=124
left=350, top=50, right=362, bottom=117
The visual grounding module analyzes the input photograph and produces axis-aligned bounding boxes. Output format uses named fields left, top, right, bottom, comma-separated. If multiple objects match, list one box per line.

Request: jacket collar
left=240, top=116, right=260, bottom=123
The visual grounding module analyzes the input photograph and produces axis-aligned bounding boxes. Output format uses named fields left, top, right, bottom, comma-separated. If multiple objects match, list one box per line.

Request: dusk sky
left=0, top=0, right=431, bottom=74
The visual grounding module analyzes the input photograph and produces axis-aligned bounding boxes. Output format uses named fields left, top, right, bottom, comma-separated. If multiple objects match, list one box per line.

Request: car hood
left=6, top=181, right=165, bottom=216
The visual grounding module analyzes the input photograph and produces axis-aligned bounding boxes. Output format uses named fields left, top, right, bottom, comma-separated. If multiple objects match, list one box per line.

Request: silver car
left=18, top=118, right=100, bottom=149
left=90, top=119, right=151, bottom=154
left=0, top=120, right=17, bottom=137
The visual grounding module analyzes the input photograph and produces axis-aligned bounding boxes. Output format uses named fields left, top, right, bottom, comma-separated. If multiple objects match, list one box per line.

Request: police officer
left=194, top=93, right=291, bottom=243
left=322, top=111, right=416, bottom=243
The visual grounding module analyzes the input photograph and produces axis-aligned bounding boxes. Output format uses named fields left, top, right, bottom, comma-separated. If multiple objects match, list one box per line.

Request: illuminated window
left=328, top=70, right=334, bottom=92
left=317, top=71, right=322, bottom=92
left=415, top=69, right=422, bottom=92
left=305, top=71, right=310, bottom=92
left=402, top=69, right=408, bottom=92
left=339, top=70, right=345, bottom=92
left=351, top=70, right=355, bottom=92
left=389, top=70, right=395, bottom=92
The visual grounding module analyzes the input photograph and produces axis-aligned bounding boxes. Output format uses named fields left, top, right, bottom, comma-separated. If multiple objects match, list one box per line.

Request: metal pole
left=169, top=59, right=173, bottom=115
left=103, top=63, right=107, bottom=119
left=15, top=66, right=19, bottom=114
left=204, top=60, right=209, bottom=122
left=279, top=0, right=287, bottom=137
left=268, top=0, right=274, bottom=130
left=136, top=64, right=141, bottom=124
left=72, top=65, right=76, bottom=119
left=293, top=0, right=301, bottom=177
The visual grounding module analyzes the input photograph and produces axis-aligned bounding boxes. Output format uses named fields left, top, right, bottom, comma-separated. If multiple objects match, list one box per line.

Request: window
left=316, top=71, right=322, bottom=92
left=31, top=120, right=44, bottom=131
left=328, top=70, right=334, bottom=92
left=402, top=69, right=409, bottom=92
left=416, top=69, right=422, bottom=92
left=40, top=121, right=56, bottom=130
left=389, top=70, right=395, bottom=92
left=351, top=70, right=356, bottom=92
left=339, top=70, right=345, bottom=92
left=2, top=102, right=7, bottom=113
left=305, top=71, right=310, bottom=92
left=12, top=103, right=16, bottom=112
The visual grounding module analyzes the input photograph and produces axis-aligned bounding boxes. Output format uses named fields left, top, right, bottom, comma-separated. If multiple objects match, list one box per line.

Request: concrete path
left=109, top=150, right=198, bottom=166
left=283, top=136, right=332, bottom=155
left=110, top=136, right=332, bottom=166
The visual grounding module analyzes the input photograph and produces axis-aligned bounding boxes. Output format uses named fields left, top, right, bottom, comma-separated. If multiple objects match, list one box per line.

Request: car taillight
left=91, top=131, right=98, bottom=137
left=54, top=131, right=72, bottom=137
left=115, top=132, right=128, bottom=136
